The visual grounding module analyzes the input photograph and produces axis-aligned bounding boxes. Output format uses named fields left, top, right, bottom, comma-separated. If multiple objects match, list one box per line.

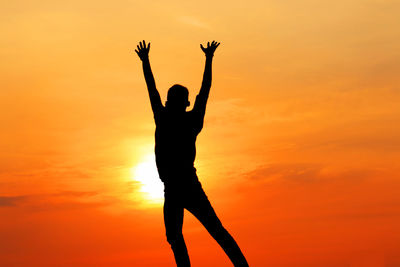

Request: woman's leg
left=186, top=189, right=249, bottom=267
left=164, top=195, right=191, bottom=267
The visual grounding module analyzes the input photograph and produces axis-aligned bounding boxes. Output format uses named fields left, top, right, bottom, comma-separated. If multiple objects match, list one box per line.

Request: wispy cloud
left=242, top=163, right=384, bottom=184
left=0, top=196, right=27, bottom=207
left=243, top=163, right=322, bottom=183
left=177, top=16, right=209, bottom=29
left=0, top=191, right=109, bottom=211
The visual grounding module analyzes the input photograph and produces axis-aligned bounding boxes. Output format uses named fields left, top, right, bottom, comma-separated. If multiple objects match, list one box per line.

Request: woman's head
left=166, top=84, right=190, bottom=111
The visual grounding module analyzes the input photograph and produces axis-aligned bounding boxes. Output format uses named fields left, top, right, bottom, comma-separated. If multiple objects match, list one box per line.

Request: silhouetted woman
left=135, top=40, right=249, bottom=267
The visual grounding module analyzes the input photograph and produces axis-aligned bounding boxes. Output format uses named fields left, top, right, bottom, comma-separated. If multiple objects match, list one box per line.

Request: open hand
left=135, top=40, right=150, bottom=61
left=200, top=41, right=220, bottom=57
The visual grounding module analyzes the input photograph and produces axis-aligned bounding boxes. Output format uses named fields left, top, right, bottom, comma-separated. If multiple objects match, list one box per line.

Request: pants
left=163, top=182, right=249, bottom=267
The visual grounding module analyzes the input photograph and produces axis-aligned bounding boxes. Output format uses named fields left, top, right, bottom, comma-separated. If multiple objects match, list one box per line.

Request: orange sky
left=1, top=0, right=400, bottom=266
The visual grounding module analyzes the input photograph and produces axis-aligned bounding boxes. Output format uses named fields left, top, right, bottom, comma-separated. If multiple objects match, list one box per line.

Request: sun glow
left=131, top=154, right=164, bottom=204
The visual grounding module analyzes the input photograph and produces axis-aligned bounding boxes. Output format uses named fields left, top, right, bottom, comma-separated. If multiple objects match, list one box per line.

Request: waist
left=157, top=165, right=197, bottom=177
left=164, top=176, right=203, bottom=195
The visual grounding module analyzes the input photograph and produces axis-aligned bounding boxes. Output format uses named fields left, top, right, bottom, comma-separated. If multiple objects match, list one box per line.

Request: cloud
left=0, top=196, right=27, bottom=207
left=177, top=16, right=209, bottom=29
left=52, top=190, right=98, bottom=197
left=244, top=163, right=323, bottom=183
left=241, top=162, right=386, bottom=186
left=0, top=190, right=110, bottom=211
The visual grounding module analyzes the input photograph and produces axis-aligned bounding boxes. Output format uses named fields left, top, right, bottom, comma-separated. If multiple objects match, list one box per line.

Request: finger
left=216, top=42, right=220, bottom=48
left=143, top=40, right=146, bottom=49
left=148, top=42, right=150, bottom=50
left=200, top=44, right=205, bottom=51
left=207, top=41, right=210, bottom=48
left=139, top=42, right=142, bottom=49
left=212, top=40, right=216, bottom=46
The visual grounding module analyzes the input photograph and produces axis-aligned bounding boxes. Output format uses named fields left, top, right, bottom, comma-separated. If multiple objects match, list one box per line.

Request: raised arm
left=193, top=41, right=220, bottom=114
left=135, top=40, right=163, bottom=115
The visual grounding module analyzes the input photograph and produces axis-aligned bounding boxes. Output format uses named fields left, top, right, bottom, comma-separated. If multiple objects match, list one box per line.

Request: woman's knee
left=166, top=231, right=184, bottom=246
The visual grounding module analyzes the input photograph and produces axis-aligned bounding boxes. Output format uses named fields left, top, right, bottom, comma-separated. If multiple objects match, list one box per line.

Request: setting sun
left=131, top=154, right=164, bottom=204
